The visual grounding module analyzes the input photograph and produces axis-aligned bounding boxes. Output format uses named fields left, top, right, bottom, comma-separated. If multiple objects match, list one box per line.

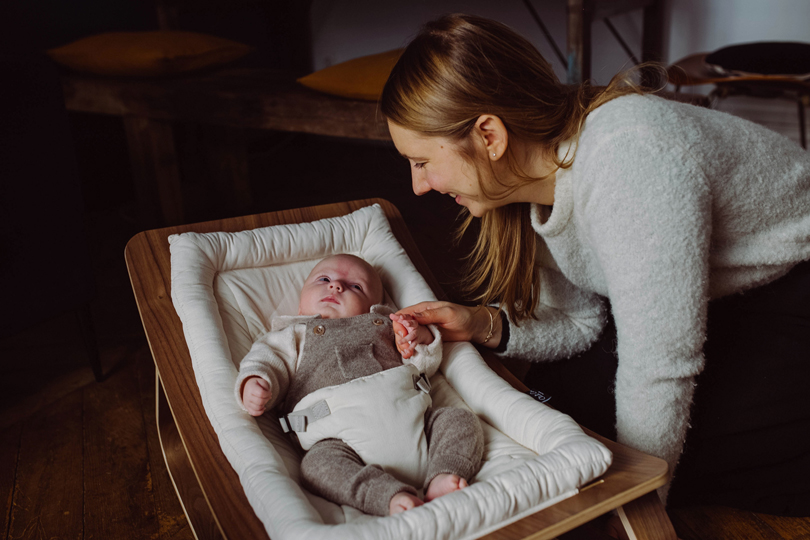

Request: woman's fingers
left=397, top=302, right=477, bottom=342
left=396, top=301, right=447, bottom=318
left=401, top=304, right=456, bottom=326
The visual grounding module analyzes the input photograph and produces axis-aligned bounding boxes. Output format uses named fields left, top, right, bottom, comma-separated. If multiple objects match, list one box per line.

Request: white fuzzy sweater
left=502, top=94, right=810, bottom=487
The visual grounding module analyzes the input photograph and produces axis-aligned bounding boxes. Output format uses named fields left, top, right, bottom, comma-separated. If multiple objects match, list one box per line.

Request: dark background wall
left=0, top=0, right=473, bottom=310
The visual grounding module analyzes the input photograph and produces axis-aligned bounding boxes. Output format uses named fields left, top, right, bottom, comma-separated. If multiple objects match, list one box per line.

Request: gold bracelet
left=480, top=305, right=495, bottom=344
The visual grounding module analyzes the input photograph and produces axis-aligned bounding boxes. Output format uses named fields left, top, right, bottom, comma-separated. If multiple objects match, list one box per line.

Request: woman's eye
left=413, top=162, right=425, bottom=170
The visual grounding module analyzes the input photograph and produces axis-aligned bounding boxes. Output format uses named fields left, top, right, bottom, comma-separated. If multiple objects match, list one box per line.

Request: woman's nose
left=412, top=171, right=431, bottom=196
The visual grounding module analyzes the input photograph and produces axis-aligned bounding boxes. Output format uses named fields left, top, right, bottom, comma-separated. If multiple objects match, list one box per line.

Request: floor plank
left=0, top=312, right=96, bottom=431
left=0, top=423, right=21, bottom=540
left=82, top=345, right=158, bottom=539
left=669, top=505, right=784, bottom=540
left=134, top=346, right=194, bottom=540
left=7, top=390, right=84, bottom=540
left=755, top=512, right=810, bottom=539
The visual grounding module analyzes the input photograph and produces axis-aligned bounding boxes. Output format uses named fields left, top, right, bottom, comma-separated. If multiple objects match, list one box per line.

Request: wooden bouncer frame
left=125, top=198, right=677, bottom=540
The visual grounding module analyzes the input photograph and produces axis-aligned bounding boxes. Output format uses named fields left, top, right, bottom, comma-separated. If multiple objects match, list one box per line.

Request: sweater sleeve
left=234, top=325, right=298, bottom=413
left=580, top=128, right=712, bottom=490
left=501, top=254, right=608, bottom=361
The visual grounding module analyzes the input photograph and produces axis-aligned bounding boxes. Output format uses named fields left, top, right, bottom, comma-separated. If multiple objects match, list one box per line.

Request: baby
left=236, top=254, right=484, bottom=516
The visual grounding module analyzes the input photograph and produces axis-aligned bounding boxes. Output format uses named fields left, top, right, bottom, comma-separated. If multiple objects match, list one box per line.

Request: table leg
left=566, top=0, right=592, bottom=84
left=798, top=94, right=807, bottom=149
left=641, top=0, right=664, bottom=87
left=124, top=115, right=185, bottom=227
left=199, top=125, right=253, bottom=216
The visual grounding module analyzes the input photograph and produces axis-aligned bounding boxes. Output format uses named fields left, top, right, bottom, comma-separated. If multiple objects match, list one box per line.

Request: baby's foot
left=424, top=473, right=468, bottom=502
left=389, top=492, right=424, bottom=515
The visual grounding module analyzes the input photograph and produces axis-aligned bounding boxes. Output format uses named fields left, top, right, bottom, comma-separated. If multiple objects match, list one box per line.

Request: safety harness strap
left=279, top=399, right=331, bottom=433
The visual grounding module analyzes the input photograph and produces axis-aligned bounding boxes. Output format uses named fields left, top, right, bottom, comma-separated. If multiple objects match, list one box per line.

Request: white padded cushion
left=169, top=204, right=612, bottom=540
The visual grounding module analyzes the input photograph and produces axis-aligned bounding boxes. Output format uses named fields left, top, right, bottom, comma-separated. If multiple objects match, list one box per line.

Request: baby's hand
left=242, top=376, right=272, bottom=416
left=390, top=313, right=434, bottom=360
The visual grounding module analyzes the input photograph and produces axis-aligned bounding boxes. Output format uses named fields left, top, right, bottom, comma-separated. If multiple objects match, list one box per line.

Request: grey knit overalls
left=282, top=312, right=484, bottom=516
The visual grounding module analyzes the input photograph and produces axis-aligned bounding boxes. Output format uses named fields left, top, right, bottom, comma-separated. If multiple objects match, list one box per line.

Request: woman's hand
left=396, top=301, right=502, bottom=348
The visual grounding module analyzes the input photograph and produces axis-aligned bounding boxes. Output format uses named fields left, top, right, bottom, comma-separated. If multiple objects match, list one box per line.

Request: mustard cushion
left=46, top=31, right=253, bottom=77
left=297, top=49, right=403, bottom=101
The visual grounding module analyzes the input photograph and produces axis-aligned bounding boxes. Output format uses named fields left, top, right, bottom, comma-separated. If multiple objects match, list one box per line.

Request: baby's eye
left=317, top=277, right=330, bottom=283
left=352, top=284, right=363, bottom=291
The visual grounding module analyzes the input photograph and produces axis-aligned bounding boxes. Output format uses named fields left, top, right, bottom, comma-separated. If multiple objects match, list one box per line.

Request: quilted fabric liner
left=168, top=204, right=612, bottom=540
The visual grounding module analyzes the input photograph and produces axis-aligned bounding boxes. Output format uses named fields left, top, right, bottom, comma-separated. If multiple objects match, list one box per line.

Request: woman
left=382, top=13, right=810, bottom=515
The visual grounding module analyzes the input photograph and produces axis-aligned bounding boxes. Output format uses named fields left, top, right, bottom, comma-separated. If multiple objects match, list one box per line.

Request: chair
left=125, top=198, right=677, bottom=539
left=668, top=48, right=810, bottom=149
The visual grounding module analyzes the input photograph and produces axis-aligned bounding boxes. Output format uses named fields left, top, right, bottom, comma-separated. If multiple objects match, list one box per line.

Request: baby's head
left=298, top=254, right=384, bottom=319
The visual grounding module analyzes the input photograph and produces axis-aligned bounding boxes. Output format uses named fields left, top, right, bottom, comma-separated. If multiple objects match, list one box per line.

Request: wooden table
left=64, top=69, right=389, bottom=227
left=125, top=198, right=677, bottom=540
left=566, top=0, right=664, bottom=84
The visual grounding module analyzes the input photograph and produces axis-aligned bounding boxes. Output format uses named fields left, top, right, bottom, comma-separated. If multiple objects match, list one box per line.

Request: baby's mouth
left=321, top=295, right=339, bottom=304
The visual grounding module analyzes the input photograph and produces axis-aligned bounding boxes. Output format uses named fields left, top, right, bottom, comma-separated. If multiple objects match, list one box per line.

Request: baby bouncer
left=125, top=198, right=676, bottom=540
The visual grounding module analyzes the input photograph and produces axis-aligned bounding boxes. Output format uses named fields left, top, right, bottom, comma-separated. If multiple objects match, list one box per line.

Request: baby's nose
left=330, top=280, right=343, bottom=291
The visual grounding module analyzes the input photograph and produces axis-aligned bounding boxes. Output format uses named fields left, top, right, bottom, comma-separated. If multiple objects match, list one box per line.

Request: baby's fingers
left=391, top=319, right=407, bottom=337
left=394, top=334, right=409, bottom=353
left=400, top=344, right=414, bottom=360
left=245, top=398, right=266, bottom=416
left=400, top=318, right=417, bottom=332
left=395, top=334, right=415, bottom=358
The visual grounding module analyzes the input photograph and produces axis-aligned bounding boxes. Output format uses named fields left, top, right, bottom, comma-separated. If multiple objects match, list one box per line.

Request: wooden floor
left=2, top=116, right=809, bottom=540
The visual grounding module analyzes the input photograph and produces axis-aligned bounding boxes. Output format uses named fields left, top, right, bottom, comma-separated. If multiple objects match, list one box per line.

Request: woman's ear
left=474, top=114, right=508, bottom=161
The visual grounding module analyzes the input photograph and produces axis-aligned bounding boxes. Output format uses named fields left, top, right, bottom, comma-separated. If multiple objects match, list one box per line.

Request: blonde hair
left=382, top=14, right=655, bottom=321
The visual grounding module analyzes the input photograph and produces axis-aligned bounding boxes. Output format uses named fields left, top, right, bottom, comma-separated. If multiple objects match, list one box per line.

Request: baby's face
left=298, top=255, right=384, bottom=319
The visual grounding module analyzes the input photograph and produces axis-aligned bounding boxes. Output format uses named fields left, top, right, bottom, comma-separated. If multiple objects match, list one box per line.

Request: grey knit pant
left=299, top=406, right=484, bottom=516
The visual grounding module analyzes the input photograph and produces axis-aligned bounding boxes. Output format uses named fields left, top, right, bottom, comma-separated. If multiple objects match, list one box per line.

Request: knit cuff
left=492, top=310, right=510, bottom=353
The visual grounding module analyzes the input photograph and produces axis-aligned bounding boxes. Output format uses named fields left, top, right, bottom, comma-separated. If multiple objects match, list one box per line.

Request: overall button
left=313, top=325, right=325, bottom=335
left=372, top=319, right=384, bottom=325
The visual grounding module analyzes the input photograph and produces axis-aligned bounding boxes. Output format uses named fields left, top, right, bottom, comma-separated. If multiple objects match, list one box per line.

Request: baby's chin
left=297, top=307, right=364, bottom=319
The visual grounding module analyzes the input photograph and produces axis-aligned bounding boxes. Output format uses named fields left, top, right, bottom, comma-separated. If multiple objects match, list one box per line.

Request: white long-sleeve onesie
left=234, top=305, right=443, bottom=413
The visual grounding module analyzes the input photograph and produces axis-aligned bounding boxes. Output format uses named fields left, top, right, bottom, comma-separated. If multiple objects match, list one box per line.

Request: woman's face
left=388, top=121, right=497, bottom=217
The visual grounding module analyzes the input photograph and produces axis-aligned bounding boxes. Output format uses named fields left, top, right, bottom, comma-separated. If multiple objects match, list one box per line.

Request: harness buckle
left=278, top=400, right=331, bottom=433
left=413, top=373, right=431, bottom=394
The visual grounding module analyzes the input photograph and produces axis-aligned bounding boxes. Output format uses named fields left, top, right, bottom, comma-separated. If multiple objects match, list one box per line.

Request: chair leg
left=76, top=305, right=104, bottom=382
left=124, top=115, right=185, bottom=227
left=616, top=491, right=678, bottom=540
left=798, top=94, right=807, bottom=150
